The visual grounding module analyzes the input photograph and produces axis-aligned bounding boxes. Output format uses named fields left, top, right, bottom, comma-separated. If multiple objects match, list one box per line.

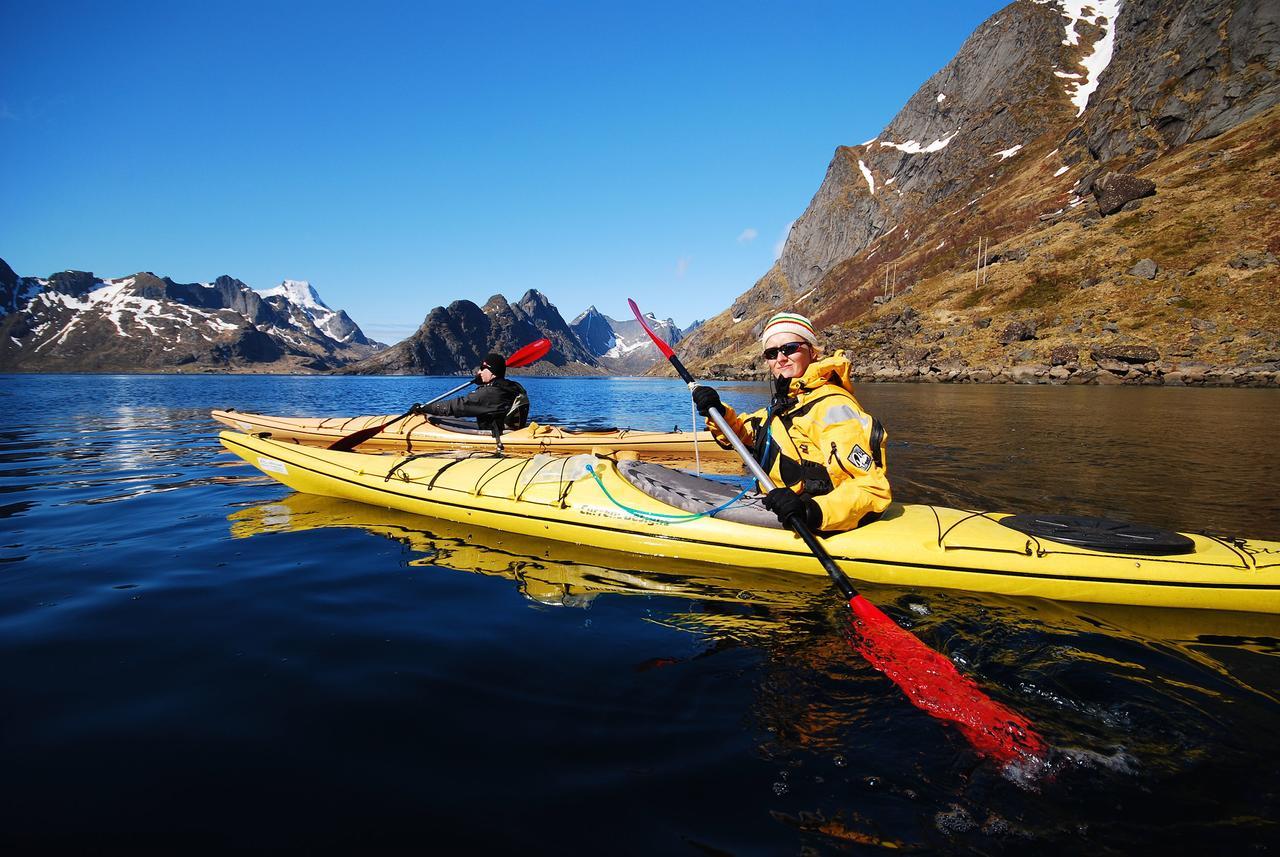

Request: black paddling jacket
left=423, top=377, right=529, bottom=432
left=709, top=351, right=891, bottom=531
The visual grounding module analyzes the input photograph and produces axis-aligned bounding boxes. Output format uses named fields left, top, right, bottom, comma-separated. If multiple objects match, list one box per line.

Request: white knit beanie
left=760, top=312, right=818, bottom=347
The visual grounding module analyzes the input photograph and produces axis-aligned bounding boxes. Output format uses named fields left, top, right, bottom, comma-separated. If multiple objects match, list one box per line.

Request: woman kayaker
left=412, top=352, right=530, bottom=433
left=691, top=312, right=891, bottom=531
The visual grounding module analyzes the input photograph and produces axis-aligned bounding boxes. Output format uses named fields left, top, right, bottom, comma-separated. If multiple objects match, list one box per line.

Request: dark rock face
left=343, top=291, right=601, bottom=376
left=1127, top=258, right=1159, bottom=279
left=998, top=321, right=1037, bottom=345
left=569, top=306, right=616, bottom=355
left=47, top=270, right=99, bottom=298
left=1050, top=344, right=1080, bottom=366
left=210, top=275, right=272, bottom=323
left=515, top=290, right=597, bottom=366
left=1083, top=0, right=1280, bottom=165
left=1229, top=250, right=1279, bottom=269
left=1094, top=172, right=1157, bottom=215
left=1092, top=344, right=1161, bottom=364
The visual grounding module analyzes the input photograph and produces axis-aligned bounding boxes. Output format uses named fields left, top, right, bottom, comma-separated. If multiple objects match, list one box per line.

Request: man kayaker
left=412, top=352, right=530, bottom=434
left=691, top=312, right=891, bottom=531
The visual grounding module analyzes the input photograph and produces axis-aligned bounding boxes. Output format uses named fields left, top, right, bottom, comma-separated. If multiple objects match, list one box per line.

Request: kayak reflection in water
left=691, top=312, right=892, bottom=532
left=412, top=351, right=531, bottom=434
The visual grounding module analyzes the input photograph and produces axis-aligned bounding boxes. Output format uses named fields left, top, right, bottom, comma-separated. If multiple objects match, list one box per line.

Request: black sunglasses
left=762, top=341, right=809, bottom=361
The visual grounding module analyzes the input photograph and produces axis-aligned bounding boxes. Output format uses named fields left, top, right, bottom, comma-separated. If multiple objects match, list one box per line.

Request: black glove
left=692, top=385, right=723, bottom=418
left=408, top=402, right=425, bottom=415
left=410, top=401, right=441, bottom=416
left=763, top=487, right=823, bottom=529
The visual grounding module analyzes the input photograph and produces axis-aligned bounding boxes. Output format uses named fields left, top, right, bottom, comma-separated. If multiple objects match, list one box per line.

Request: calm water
left=2, top=374, right=1279, bottom=854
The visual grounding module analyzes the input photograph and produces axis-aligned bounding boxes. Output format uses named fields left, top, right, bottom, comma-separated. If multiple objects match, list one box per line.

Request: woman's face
left=763, top=331, right=815, bottom=379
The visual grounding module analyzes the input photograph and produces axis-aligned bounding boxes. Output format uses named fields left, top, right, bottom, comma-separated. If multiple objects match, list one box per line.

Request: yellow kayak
left=211, top=408, right=734, bottom=463
left=229, top=492, right=1280, bottom=644
left=219, top=430, right=1280, bottom=614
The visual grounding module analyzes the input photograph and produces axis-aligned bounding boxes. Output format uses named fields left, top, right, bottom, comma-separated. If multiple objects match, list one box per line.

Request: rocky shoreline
left=840, top=357, right=1280, bottom=387
left=703, top=360, right=1280, bottom=387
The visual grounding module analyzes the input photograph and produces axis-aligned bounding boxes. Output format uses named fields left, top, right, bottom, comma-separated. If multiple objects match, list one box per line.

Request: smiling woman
left=692, top=311, right=892, bottom=534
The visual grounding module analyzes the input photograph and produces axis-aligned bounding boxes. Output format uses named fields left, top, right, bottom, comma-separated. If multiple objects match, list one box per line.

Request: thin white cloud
left=737, top=228, right=758, bottom=244
left=774, top=221, right=794, bottom=259
left=675, top=256, right=691, bottom=278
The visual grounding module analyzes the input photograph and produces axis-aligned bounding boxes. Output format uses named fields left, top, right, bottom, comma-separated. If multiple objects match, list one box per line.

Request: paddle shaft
left=663, top=353, right=857, bottom=600
left=389, top=376, right=477, bottom=430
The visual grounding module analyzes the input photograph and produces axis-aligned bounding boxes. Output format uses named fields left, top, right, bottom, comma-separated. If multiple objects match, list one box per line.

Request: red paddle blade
left=848, top=595, right=1049, bottom=770
left=507, top=338, right=551, bottom=368
left=627, top=299, right=676, bottom=359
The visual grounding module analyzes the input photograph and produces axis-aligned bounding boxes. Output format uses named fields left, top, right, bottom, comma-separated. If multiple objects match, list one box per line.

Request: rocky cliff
left=674, top=0, right=1280, bottom=387
left=341, top=289, right=604, bottom=375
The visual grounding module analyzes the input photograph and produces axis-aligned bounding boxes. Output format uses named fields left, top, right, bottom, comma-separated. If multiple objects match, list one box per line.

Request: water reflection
left=228, top=492, right=829, bottom=624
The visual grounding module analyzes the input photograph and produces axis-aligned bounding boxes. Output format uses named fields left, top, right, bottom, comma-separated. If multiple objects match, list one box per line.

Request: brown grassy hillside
left=673, top=105, right=1280, bottom=386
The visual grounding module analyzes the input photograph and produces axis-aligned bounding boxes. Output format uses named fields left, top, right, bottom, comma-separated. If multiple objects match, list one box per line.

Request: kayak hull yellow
left=219, top=430, right=1280, bottom=614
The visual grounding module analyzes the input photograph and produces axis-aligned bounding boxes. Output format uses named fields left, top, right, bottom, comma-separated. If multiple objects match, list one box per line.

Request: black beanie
left=483, top=352, right=507, bottom=378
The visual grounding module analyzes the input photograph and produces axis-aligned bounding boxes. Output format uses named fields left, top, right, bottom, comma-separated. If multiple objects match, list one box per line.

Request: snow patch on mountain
left=1044, top=0, right=1123, bottom=115
left=879, top=130, right=959, bottom=154
left=257, top=279, right=358, bottom=343
left=259, top=279, right=329, bottom=311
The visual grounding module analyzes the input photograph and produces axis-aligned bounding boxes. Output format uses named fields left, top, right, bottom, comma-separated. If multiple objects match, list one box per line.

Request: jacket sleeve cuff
left=806, top=496, right=826, bottom=531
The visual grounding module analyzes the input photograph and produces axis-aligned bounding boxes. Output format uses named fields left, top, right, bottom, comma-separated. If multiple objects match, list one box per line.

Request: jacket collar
left=784, top=351, right=854, bottom=397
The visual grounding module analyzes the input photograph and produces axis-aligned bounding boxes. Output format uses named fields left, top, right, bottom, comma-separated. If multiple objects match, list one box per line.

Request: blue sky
left=3, top=1, right=1004, bottom=343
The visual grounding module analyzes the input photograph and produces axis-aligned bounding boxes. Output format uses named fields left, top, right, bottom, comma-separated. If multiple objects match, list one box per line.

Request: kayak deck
left=219, top=430, right=1280, bottom=614
left=211, top=408, right=733, bottom=460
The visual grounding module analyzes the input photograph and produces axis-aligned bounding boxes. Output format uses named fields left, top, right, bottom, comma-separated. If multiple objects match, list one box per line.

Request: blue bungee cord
left=584, top=464, right=752, bottom=523
left=583, top=396, right=779, bottom=524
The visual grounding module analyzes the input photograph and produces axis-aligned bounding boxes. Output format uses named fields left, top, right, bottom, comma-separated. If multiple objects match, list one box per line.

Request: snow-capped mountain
left=569, top=306, right=684, bottom=374
left=0, top=258, right=383, bottom=373
left=256, top=279, right=372, bottom=346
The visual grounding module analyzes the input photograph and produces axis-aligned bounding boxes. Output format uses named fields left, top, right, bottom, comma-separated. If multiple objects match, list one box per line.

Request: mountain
left=342, top=289, right=603, bottom=375
left=673, top=0, right=1280, bottom=386
left=0, top=260, right=384, bottom=372
left=569, top=306, right=684, bottom=374
left=257, top=279, right=376, bottom=347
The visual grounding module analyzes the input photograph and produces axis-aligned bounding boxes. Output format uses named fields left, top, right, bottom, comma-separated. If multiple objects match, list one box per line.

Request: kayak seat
left=616, top=460, right=782, bottom=529
left=426, top=416, right=493, bottom=435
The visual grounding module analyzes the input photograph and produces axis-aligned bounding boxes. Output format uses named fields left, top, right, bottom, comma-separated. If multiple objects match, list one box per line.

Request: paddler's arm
left=693, top=385, right=757, bottom=450
left=420, top=384, right=506, bottom=418
left=805, top=399, right=892, bottom=531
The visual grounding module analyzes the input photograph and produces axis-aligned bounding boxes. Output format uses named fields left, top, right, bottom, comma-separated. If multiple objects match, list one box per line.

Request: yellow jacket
left=710, top=351, right=891, bottom=531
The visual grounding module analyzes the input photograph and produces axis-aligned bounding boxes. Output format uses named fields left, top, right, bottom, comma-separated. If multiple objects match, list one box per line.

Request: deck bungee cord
left=584, top=463, right=751, bottom=523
